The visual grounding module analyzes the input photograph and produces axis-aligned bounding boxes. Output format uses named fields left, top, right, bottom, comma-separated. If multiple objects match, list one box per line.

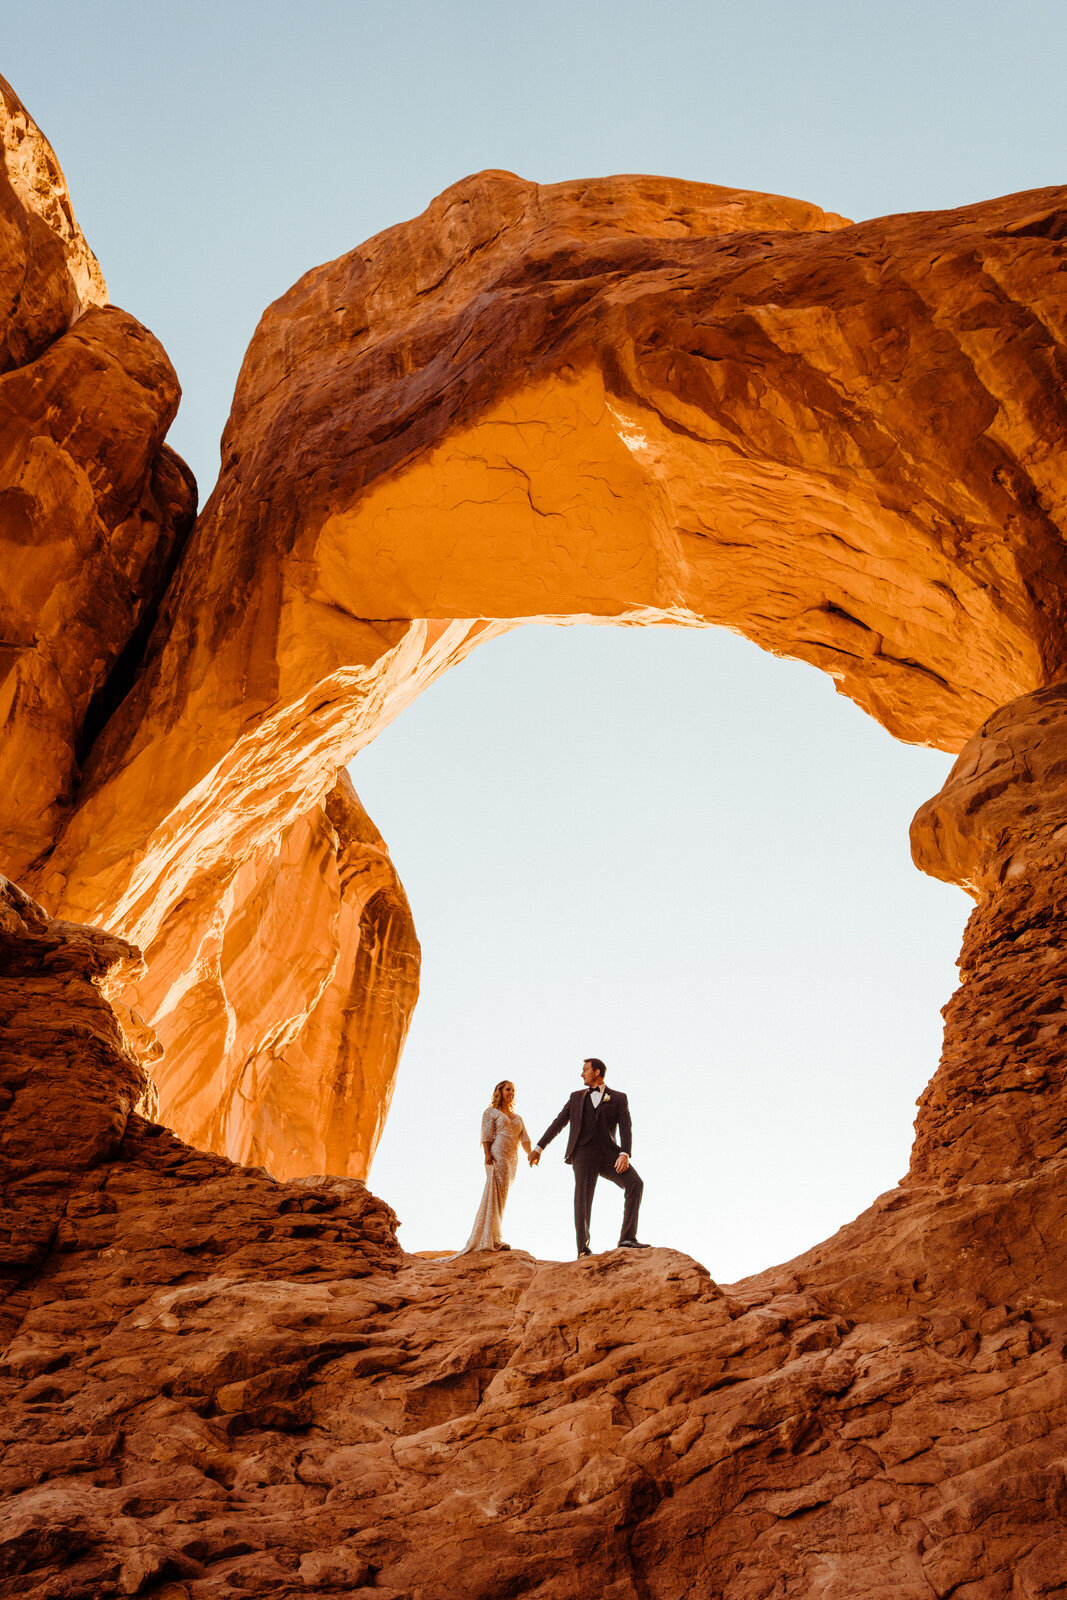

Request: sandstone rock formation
left=3, top=73, right=1067, bottom=1597
left=0, top=76, right=195, bottom=883
left=910, top=682, right=1067, bottom=1194
left=3, top=866, right=1067, bottom=1598
left=22, top=153, right=1067, bottom=1179
left=0, top=80, right=414, bottom=1180
left=141, top=770, right=418, bottom=1180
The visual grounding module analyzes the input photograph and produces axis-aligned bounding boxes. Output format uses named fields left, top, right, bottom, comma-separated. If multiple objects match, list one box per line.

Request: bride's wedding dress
left=455, top=1106, right=532, bottom=1254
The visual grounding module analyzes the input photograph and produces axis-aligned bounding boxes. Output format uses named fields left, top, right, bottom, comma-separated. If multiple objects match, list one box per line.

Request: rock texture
left=0, top=82, right=413, bottom=1182
left=138, top=770, right=418, bottom=1180
left=4, top=78, right=1067, bottom=1595
left=0, top=76, right=196, bottom=881
left=0, top=879, right=404, bottom=1594
left=910, top=682, right=1067, bottom=1193
left=3, top=878, right=1067, bottom=1598
left=24, top=165, right=1067, bottom=1178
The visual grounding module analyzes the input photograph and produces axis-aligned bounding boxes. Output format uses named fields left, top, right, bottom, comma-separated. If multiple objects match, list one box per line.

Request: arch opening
left=355, top=621, right=969, bottom=1276
left=19, top=169, right=1067, bottom=1269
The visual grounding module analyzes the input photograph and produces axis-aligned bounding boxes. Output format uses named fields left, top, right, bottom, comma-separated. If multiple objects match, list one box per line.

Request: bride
left=455, top=1080, right=532, bottom=1254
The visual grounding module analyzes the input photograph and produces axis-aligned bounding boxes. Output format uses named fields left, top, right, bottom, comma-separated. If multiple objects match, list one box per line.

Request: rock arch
left=10, top=134, right=1067, bottom=1178
left=6, top=78, right=1067, bottom=1598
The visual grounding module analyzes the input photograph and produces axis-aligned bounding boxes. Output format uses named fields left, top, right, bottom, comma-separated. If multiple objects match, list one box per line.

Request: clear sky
left=7, top=0, right=1062, bottom=1278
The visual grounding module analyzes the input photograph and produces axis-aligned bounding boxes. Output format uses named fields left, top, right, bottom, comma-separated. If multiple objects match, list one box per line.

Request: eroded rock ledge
left=2, top=864, right=1067, bottom=1598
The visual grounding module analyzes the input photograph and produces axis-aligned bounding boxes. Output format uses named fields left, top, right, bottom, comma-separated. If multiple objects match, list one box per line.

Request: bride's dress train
left=455, top=1106, right=532, bottom=1254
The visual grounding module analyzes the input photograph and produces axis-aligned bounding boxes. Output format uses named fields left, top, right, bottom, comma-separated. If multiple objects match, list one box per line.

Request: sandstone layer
left=22, top=162, right=1067, bottom=1178
left=3, top=854, right=1067, bottom=1598
left=141, top=770, right=419, bottom=1181
left=0, top=76, right=196, bottom=881
left=910, top=682, right=1067, bottom=1193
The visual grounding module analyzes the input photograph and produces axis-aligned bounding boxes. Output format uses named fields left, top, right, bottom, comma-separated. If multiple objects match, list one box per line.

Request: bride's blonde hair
left=491, top=1080, right=514, bottom=1110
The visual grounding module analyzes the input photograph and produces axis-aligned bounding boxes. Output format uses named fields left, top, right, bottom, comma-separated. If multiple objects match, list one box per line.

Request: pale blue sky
left=8, top=0, right=1061, bottom=1275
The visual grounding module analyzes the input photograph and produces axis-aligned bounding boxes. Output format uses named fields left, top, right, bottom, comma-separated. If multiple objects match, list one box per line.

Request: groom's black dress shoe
left=577, top=1248, right=593, bottom=1258
left=618, top=1239, right=650, bottom=1249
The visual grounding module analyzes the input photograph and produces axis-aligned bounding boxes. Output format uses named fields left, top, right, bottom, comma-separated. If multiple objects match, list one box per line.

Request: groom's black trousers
left=572, top=1147, right=643, bottom=1253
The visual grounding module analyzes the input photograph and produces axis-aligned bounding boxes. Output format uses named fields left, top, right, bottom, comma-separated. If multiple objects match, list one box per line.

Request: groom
left=529, top=1058, right=648, bottom=1258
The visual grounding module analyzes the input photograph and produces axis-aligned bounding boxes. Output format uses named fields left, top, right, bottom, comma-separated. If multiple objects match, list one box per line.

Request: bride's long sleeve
left=480, top=1107, right=497, bottom=1144
left=518, top=1118, right=532, bottom=1155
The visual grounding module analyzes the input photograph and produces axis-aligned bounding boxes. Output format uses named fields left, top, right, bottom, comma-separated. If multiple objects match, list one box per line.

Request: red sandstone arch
left=4, top=78, right=1067, bottom=1177
left=7, top=77, right=1067, bottom=1599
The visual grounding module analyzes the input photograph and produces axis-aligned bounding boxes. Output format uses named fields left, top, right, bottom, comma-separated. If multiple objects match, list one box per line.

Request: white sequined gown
left=455, top=1107, right=532, bottom=1254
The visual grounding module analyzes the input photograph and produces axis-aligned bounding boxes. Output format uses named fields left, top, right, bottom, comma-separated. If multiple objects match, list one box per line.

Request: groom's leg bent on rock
left=595, top=1153, right=643, bottom=1244
left=572, top=1151, right=600, bottom=1255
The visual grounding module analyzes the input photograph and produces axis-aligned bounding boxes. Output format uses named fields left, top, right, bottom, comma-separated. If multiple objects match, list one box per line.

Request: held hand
left=528, top=1150, right=540, bottom=1166
left=615, top=1152, right=630, bottom=1174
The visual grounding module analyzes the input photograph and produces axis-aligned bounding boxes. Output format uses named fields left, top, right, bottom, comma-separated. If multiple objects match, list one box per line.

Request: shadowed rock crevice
left=73, top=445, right=199, bottom=770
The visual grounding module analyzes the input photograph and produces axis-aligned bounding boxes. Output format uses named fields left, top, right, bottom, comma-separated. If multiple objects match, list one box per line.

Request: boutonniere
left=602, top=1093, right=610, bottom=1103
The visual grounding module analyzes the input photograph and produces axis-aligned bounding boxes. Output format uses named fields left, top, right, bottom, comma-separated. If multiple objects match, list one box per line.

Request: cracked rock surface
left=3, top=862, right=1067, bottom=1598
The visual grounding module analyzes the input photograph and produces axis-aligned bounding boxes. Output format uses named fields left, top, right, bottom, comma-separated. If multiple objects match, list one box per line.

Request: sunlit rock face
left=24, top=157, right=1067, bottom=1181
left=0, top=76, right=196, bottom=880
left=139, top=770, right=418, bottom=1180
left=0, top=82, right=415, bottom=1180
left=4, top=74, right=1067, bottom=1598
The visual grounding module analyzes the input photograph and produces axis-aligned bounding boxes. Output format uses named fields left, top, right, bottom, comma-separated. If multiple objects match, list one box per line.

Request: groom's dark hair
left=584, top=1057, right=607, bottom=1080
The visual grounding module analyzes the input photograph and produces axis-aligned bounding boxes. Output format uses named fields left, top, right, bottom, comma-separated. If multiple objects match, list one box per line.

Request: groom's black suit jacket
left=537, top=1087, right=632, bottom=1165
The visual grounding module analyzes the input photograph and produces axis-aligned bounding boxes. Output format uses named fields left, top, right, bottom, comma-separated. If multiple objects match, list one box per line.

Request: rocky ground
left=3, top=872, right=1067, bottom=1599
left=4, top=1177, right=1067, bottom=1598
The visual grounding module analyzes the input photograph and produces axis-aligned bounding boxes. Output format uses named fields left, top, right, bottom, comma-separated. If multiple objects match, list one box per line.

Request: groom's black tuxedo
left=537, top=1087, right=642, bottom=1253
left=538, top=1087, right=633, bottom=1164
